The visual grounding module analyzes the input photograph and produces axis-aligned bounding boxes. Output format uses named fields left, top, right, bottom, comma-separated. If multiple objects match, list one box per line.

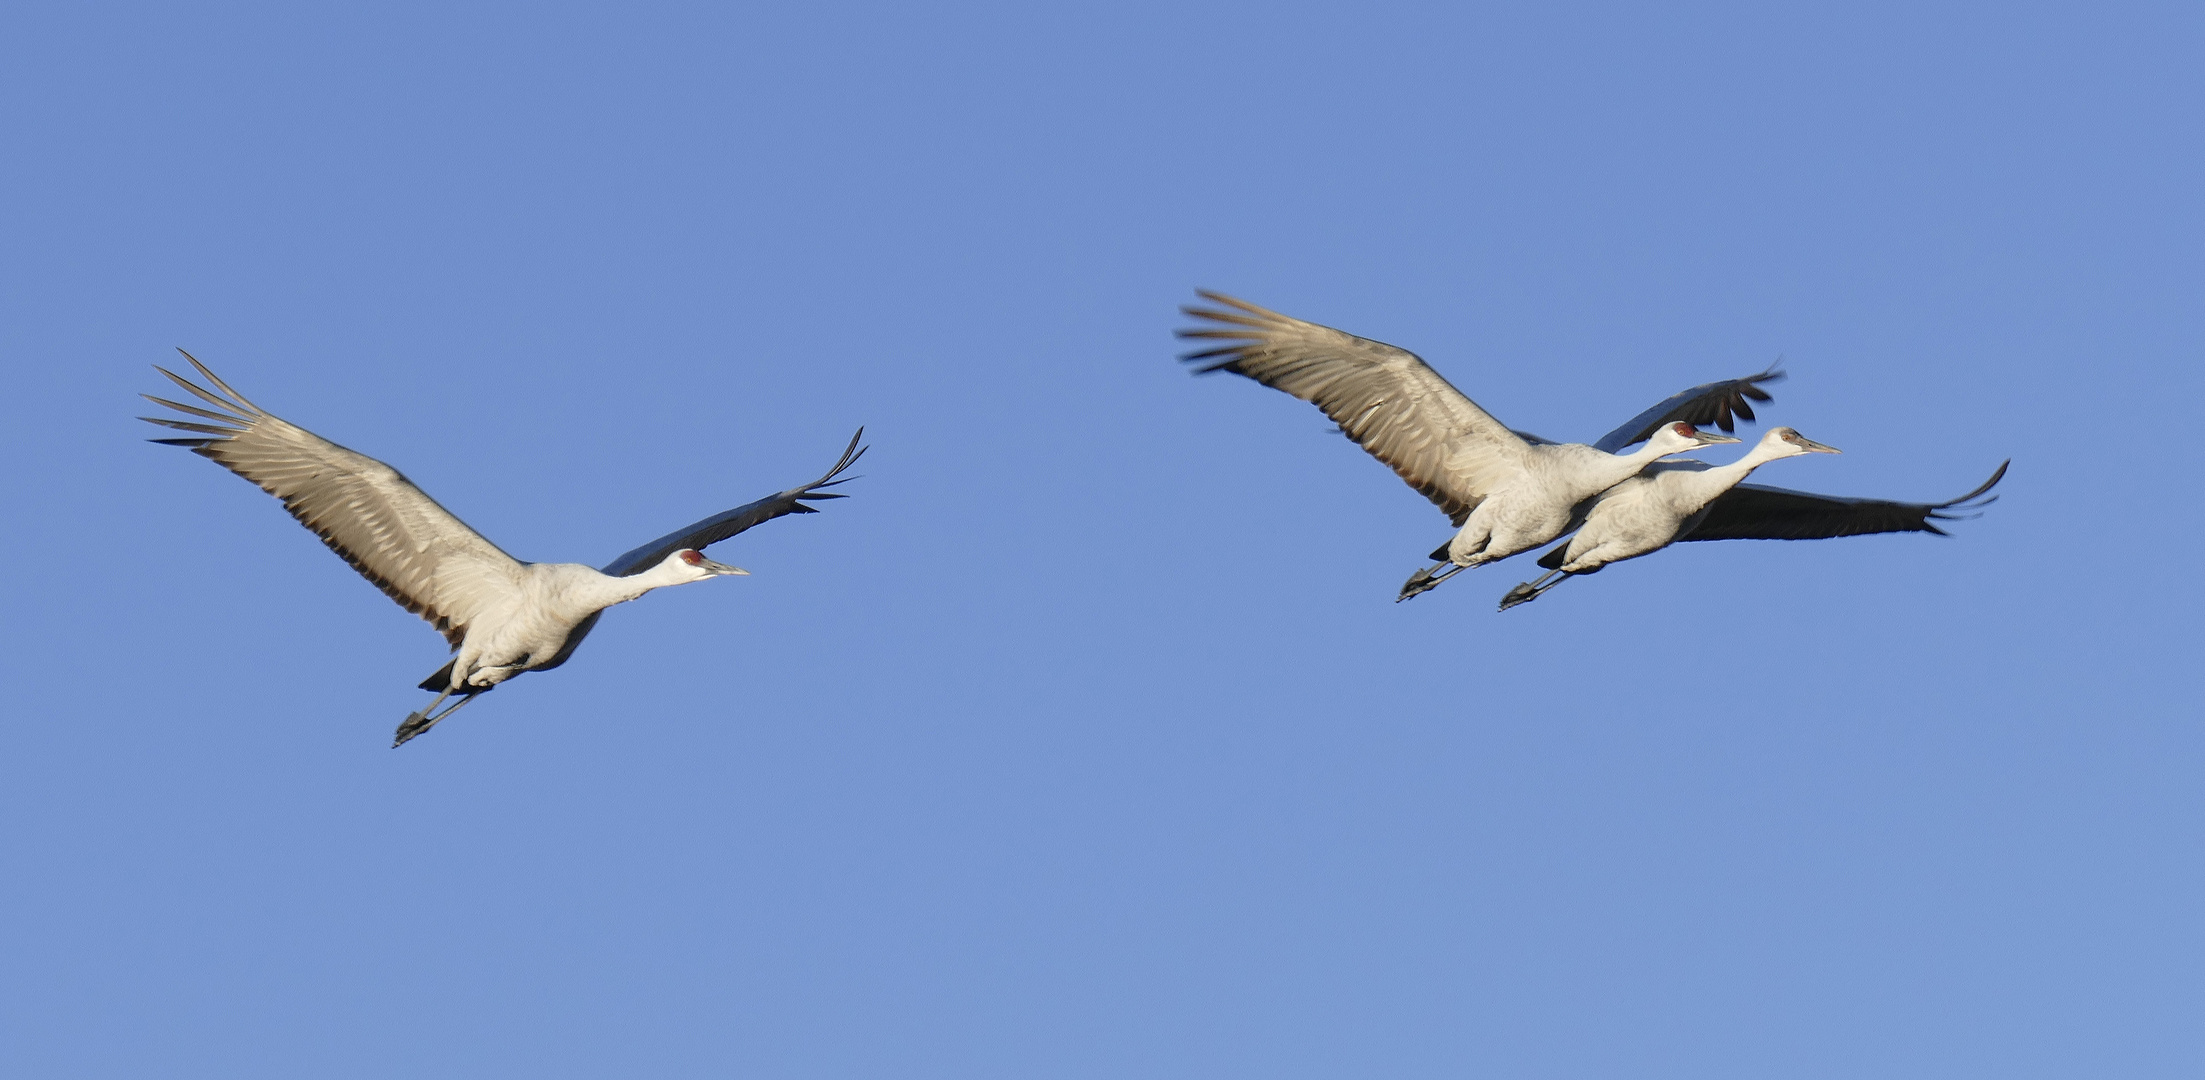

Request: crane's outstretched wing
left=1179, top=291, right=1531, bottom=526
left=1591, top=366, right=1783, bottom=453
left=510, top=430, right=866, bottom=681
left=600, top=429, right=866, bottom=577
left=1681, top=460, right=2008, bottom=542
left=141, top=352, right=526, bottom=648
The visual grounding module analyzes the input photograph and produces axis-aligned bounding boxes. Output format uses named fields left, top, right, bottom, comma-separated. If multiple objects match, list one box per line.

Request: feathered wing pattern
left=1591, top=366, right=1784, bottom=453
left=601, top=429, right=867, bottom=577
left=142, top=352, right=526, bottom=648
left=1179, top=291, right=1531, bottom=526
left=1682, top=460, right=2009, bottom=542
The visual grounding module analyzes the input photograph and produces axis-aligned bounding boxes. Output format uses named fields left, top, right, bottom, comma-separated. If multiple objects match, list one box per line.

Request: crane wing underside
left=1590, top=366, right=1784, bottom=453
left=600, top=429, right=867, bottom=577
left=142, top=353, right=526, bottom=648
left=1179, top=291, right=1531, bottom=527
left=1681, top=461, right=2008, bottom=542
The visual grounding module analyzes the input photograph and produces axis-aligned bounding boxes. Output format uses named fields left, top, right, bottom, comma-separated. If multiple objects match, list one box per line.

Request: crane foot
left=392, top=692, right=477, bottom=748
left=392, top=710, right=438, bottom=748
left=1499, top=569, right=1570, bottom=611
left=1396, top=562, right=1464, bottom=602
left=1397, top=568, right=1436, bottom=602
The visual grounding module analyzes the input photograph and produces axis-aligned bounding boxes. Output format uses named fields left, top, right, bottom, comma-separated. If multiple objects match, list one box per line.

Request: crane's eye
left=680, top=550, right=705, bottom=565
left=1672, top=423, right=1695, bottom=435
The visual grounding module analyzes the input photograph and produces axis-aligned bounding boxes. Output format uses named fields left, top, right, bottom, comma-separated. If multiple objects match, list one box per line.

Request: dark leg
left=1397, top=561, right=1469, bottom=602
left=1498, top=570, right=1573, bottom=612
left=393, top=690, right=478, bottom=748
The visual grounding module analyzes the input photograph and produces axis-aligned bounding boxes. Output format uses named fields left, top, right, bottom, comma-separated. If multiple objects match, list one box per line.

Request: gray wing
left=142, top=352, right=526, bottom=648
left=1179, top=291, right=1532, bottom=526
left=1681, top=460, right=2008, bottom=542
left=1591, top=366, right=1784, bottom=453
left=601, top=429, right=866, bottom=576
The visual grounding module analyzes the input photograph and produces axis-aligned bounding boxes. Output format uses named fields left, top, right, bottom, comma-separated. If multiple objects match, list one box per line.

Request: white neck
left=570, top=557, right=701, bottom=613
left=1594, top=437, right=1696, bottom=487
left=1677, top=438, right=1795, bottom=504
left=1621, top=439, right=1687, bottom=467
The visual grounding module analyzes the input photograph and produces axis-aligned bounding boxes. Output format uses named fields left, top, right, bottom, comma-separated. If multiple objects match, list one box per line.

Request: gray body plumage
left=1553, top=428, right=1842, bottom=574
left=1436, top=432, right=1726, bottom=566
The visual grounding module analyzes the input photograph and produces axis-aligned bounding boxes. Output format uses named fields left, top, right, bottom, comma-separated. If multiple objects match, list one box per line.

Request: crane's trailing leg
left=1498, top=570, right=1571, bottom=611
left=1397, top=561, right=1467, bottom=602
left=393, top=689, right=479, bottom=748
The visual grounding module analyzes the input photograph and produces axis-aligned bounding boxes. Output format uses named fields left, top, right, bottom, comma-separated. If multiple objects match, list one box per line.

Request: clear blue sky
left=4, top=2, right=2201, bottom=1077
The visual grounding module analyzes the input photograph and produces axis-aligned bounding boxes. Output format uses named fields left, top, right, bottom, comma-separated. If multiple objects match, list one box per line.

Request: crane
left=1498, top=446, right=2008, bottom=610
left=1496, top=425, right=1840, bottom=608
left=1177, top=291, right=1765, bottom=600
left=141, top=352, right=865, bottom=747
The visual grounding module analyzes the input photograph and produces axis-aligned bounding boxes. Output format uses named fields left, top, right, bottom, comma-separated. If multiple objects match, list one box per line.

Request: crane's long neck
left=1675, top=441, right=1790, bottom=506
left=567, top=558, right=697, bottom=615
left=1597, top=438, right=1692, bottom=488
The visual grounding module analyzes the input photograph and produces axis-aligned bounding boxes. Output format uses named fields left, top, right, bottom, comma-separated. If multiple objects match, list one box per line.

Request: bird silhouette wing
left=141, top=353, right=526, bottom=648
left=1681, top=460, right=2008, bottom=542
left=600, top=429, right=866, bottom=577
left=1591, top=366, right=1784, bottom=453
left=1179, top=291, right=1532, bottom=526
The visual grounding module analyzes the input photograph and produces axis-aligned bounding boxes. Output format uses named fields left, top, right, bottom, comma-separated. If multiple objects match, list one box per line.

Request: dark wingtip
left=812, top=429, right=867, bottom=487
left=1939, top=460, right=2011, bottom=508
left=1180, top=349, right=1248, bottom=376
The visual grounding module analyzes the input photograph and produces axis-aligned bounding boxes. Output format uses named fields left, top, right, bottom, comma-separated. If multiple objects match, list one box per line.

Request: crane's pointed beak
left=700, top=558, right=749, bottom=576
left=1793, top=436, right=1842, bottom=454
left=1690, top=431, right=1743, bottom=446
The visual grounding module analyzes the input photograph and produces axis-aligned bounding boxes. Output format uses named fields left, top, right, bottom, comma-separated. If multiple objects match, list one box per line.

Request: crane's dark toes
left=1497, top=583, right=1539, bottom=611
left=392, top=711, right=435, bottom=748
left=1397, top=567, right=1440, bottom=603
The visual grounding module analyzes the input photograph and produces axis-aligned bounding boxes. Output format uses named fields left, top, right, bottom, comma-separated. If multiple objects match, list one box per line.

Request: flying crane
left=1177, top=291, right=1772, bottom=600
left=142, top=352, right=864, bottom=747
left=1499, top=450, right=2008, bottom=610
